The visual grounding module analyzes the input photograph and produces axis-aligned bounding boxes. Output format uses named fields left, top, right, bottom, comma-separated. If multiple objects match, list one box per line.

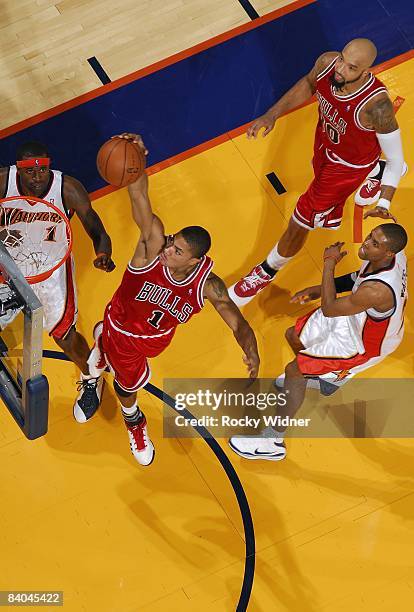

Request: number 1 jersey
left=106, top=255, right=214, bottom=341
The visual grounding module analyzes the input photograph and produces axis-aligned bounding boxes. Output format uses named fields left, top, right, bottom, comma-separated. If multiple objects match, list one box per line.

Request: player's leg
left=113, top=381, right=155, bottom=467
left=229, top=358, right=307, bottom=461
left=228, top=218, right=309, bottom=307
left=227, top=144, right=329, bottom=307
left=32, top=258, right=104, bottom=421
left=100, top=318, right=155, bottom=465
left=56, top=326, right=105, bottom=423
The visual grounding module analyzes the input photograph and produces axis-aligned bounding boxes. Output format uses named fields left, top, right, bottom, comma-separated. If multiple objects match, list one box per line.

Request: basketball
left=96, top=137, right=146, bottom=187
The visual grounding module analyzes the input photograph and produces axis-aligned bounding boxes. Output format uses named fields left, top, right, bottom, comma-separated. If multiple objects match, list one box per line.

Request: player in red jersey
left=228, top=38, right=407, bottom=306
left=87, top=134, right=260, bottom=466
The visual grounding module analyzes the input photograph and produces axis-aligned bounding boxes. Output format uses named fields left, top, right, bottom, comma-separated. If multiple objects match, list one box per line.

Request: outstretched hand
left=111, top=132, right=148, bottom=156
left=323, top=241, right=348, bottom=264
left=247, top=113, right=276, bottom=139
left=290, top=285, right=321, bottom=304
left=363, top=206, right=397, bottom=223
left=93, top=253, right=116, bottom=272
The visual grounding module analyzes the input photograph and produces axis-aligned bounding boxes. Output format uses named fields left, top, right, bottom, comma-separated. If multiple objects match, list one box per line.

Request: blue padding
left=1, top=0, right=413, bottom=193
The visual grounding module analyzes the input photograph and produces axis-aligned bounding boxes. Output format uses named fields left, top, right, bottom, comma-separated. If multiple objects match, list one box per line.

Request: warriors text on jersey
left=315, top=56, right=386, bottom=167
left=2, top=165, right=77, bottom=339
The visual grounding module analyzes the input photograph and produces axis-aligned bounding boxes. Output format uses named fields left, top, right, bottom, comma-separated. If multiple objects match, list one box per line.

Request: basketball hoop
left=0, top=196, right=73, bottom=285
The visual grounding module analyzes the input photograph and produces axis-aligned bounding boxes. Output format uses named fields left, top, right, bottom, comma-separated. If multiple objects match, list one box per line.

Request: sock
left=263, top=426, right=284, bottom=442
left=81, top=372, right=93, bottom=381
left=266, top=242, right=294, bottom=271
left=260, top=259, right=277, bottom=278
left=121, top=402, right=142, bottom=425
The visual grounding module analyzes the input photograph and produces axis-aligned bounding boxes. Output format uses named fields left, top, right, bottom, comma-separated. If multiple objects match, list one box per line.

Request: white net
left=0, top=197, right=71, bottom=281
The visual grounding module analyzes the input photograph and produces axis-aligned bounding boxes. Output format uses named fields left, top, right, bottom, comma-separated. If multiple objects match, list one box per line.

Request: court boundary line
left=42, top=349, right=255, bottom=611
left=0, top=0, right=315, bottom=140
left=89, top=49, right=414, bottom=202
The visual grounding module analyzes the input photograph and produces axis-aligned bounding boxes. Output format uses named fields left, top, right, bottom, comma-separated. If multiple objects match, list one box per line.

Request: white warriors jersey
left=349, top=250, right=408, bottom=356
left=2, top=165, right=77, bottom=337
left=4, top=165, right=71, bottom=245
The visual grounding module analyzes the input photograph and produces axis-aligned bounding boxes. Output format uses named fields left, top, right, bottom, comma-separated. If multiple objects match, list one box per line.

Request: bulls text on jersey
left=135, top=281, right=194, bottom=323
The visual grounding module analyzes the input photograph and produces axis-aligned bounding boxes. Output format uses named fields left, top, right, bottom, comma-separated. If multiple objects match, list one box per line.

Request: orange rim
left=0, top=196, right=73, bottom=284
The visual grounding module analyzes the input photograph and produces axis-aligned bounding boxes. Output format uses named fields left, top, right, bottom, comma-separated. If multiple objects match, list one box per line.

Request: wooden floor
left=1, top=2, right=414, bottom=611
left=0, top=0, right=293, bottom=129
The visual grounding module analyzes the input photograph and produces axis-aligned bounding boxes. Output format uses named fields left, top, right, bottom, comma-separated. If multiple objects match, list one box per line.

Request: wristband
left=377, top=198, right=391, bottom=211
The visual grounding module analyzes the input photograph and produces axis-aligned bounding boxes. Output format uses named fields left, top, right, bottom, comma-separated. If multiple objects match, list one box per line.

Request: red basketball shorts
left=293, top=140, right=378, bottom=231
left=101, top=309, right=175, bottom=393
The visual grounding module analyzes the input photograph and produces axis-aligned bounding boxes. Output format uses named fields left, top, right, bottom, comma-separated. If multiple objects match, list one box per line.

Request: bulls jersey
left=350, top=250, right=408, bottom=356
left=315, top=57, right=386, bottom=166
left=106, top=255, right=214, bottom=340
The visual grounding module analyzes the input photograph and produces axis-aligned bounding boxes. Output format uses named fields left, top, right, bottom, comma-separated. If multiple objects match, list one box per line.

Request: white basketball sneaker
left=87, top=321, right=108, bottom=378
left=126, top=413, right=155, bottom=466
left=355, top=160, right=408, bottom=206
left=228, top=264, right=273, bottom=307
left=229, top=429, right=286, bottom=461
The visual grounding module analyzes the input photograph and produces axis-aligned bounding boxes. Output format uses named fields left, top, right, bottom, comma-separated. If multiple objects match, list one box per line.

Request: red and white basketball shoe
left=355, top=160, right=408, bottom=206
left=228, top=264, right=273, bottom=307
left=126, top=413, right=155, bottom=466
left=87, top=321, right=108, bottom=378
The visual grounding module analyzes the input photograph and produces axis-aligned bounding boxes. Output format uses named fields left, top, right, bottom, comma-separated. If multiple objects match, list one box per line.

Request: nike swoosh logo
left=254, top=446, right=285, bottom=456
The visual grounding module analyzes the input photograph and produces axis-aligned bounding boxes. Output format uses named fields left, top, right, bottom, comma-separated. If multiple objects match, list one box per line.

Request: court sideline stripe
left=87, top=57, right=112, bottom=85
left=89, top=50, right=414, bottom=203
left=238, top=0, right=260, bottom=20
left=0, top=0, right=316, bottom=140
left=42, top=349, right=255, bottom=611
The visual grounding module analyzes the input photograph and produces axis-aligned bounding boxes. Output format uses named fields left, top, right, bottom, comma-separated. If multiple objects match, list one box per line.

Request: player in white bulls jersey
left=228, top=38, right=407, bottom=307
left=229, top=223, right=408, bottom=461
left=0, top=141, right=115, bottom=422
left=87, top=134, right=260, bottom=466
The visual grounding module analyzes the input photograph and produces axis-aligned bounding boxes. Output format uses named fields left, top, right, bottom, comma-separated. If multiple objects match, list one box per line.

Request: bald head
left=342, top=38, right=377, bottom=69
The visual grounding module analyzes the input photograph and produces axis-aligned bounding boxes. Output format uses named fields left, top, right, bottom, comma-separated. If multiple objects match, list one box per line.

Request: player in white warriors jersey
left=0, top=141, right=116, bottom=421
left=229, top=223, right=408, bottom=461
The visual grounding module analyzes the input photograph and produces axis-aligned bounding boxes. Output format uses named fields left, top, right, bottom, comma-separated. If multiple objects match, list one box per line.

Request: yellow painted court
left=1, top=20, right=414, bottom=612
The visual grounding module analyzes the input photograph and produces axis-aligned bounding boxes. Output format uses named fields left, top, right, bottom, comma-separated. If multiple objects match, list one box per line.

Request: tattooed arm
left=203, top=273, right=260, bottom=378
left=360, top=93, right=404, bottom=220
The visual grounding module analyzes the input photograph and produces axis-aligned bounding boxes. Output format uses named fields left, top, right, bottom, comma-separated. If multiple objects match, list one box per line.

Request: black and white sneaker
left=73, top=376, right=104, bottom=423
left=229, top=433, right=286, bottom=461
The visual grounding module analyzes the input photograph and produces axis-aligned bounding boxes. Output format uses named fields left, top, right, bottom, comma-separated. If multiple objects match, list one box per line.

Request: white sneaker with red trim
left=87, top=321, right=107, bottom=378
left=355, top=160, right=407, bottom=206
left=228, top=264, right=273, bottom=307
left=126, top=414, right=155, bottom=466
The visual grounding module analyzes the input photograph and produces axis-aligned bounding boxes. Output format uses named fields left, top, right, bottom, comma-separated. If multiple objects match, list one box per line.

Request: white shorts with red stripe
left=294, top=307, right=401, bottom=386
left=31, top=254, right=78, bottom=340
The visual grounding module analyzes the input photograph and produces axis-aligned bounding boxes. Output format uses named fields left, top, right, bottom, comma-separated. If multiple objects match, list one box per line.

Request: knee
left=53, top=326, right=75, bottom=349
left=285, top=358, right=301, bottom=379
left=285, top=326, right=295, bottom=344
left=113, top=380, right=133, bottom=399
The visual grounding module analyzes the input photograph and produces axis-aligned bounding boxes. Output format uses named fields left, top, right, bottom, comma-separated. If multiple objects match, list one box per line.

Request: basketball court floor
left=1, top=1, right=414, bottom=610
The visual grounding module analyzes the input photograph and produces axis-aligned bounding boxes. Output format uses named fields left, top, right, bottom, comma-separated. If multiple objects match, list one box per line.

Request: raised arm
left=63, top=175, right=115, bottom=272
left=114, top=134, right=165, bottom=267
left=247, top=51, right=338, bottom=138
left=320, top=243, right=394, bottom=317
left=203, top=273, right=260, bottom=378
